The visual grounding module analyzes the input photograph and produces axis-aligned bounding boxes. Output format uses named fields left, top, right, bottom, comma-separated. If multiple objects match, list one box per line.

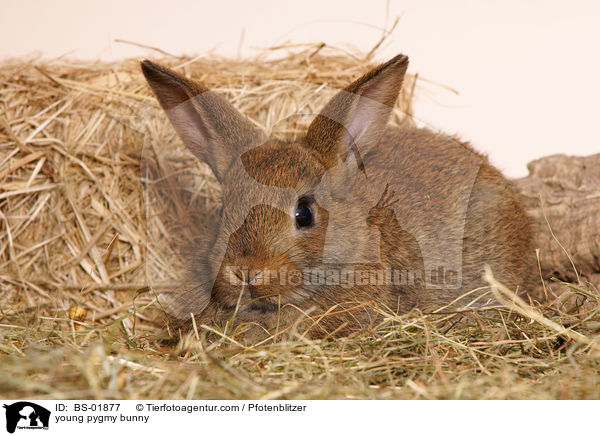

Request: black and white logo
left=3, top=402, right=50, bottom=434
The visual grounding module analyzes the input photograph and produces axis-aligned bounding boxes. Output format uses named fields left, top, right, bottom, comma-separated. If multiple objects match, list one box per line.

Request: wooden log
left=513, top=154, right=600, bottom=286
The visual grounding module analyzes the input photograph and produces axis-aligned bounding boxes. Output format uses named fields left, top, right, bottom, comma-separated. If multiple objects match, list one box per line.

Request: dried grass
left=1, top=42, right=599, bottom=399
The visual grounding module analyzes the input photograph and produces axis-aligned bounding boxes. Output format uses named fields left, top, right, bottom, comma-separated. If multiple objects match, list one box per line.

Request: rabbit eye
left=295, top=199, right=314, bottom=228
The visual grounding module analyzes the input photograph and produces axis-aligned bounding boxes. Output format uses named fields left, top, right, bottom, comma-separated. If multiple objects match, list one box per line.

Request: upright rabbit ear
left=306, top=54, right=409, bottom=169
left=141, top=60, right=266, bottom=182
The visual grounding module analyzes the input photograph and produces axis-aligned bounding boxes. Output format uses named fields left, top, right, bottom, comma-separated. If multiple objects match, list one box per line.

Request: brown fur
left=141, top=55, right=535, bottom=338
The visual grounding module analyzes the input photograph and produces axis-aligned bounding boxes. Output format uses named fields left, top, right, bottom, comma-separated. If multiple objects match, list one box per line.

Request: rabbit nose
left=248, top=270, right=263, bottom=284
left=229, top=267, right=265, bottom=300
left=230, top=261, right=264, bottom=284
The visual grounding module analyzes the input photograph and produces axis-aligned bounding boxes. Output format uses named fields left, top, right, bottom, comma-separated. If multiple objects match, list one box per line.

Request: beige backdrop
left=2, top=0, right=598, bottom=177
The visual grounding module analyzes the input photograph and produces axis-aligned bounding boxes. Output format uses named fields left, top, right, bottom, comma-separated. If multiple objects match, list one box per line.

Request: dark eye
left=295, top=200, right=314, bottom=228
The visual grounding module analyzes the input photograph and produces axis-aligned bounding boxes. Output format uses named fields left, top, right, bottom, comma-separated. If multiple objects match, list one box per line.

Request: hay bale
left=0, top=46, right=418, bottom=329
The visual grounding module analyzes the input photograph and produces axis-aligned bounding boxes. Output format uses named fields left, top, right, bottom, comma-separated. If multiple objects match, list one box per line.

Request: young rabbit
left=141, top=54, right=534, bottom=336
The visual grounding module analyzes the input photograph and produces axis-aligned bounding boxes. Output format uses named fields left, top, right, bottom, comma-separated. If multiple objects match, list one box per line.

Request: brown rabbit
left=141, top=54, right=535, bottom=337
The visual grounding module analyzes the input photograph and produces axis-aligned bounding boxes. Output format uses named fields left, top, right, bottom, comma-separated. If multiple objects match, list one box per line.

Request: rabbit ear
left=141, top=60, right=266, bottom=182
left=306, top=54, right=408, bottom=169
